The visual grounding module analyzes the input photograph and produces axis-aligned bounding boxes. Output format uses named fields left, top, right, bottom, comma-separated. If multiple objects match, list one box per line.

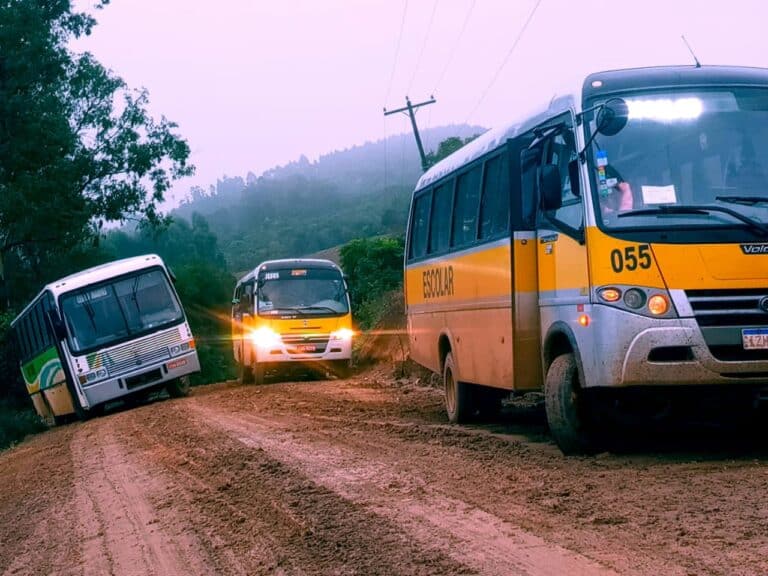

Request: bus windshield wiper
left=81, top=292, right=97, bottom=331
left=617, top=204, right=768, bottom=236
left=131, top=276, right=142, bottom=314
left=716, top=195, right=768, bottom=205
left=299, top=306, right=338, bottom=314
left=266, top=306, right=308, bottom=316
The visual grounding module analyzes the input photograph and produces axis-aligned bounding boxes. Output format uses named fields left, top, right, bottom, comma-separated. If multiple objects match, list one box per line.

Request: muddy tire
left=238, top=361, right=254, bottom=385
left=253, top=362, right=266, bottom=385
left=545, top=353, right=597, bottom=455
left=330, top=360, right=352, bottom=379
left=167, top=376, right=191, bottom=398
left=444, top=352, right=473, bottom=424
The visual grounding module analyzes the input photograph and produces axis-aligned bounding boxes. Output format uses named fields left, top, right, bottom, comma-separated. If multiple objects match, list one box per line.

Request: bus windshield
left=257, top=268, right=349, bottom=317
left=60, top=268, right=183, bottom=353
left=588, top=87, right=768, bottom=233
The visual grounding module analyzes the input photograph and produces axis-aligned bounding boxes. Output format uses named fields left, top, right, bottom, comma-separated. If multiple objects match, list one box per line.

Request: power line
left=465, top=0, right=543, bottom=123
left=384, top=0, right=410, bottom=107
left=406, top=0, right=439, bottom=96
left=432, top=0, right=476, bottom=95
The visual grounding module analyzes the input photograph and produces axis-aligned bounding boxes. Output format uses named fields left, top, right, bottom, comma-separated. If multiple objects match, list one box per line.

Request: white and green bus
left=11, top=254, right=200, bottom=424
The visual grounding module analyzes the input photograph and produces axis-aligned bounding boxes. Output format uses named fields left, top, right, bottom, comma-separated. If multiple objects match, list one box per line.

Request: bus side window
left=479, top=153, right=510, bottom=239
left=520, top=147, right=541, bottom=229
left=242, top=282, right=254, bottom=314
left=428, top=182, right=453, bottom=254
left=545, top=131, right=583, bottom=231
left=408, top=191, right=431, bottom=260
left=452, top=166, right=482, bottom=248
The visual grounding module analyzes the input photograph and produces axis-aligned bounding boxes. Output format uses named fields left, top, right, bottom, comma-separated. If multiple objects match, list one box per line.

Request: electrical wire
left=431, top=0, right=476, bottom=95
left=384, top=0, right=410, bottom=108
left=406, top=0, right=439, bottom=96
left=465, top=0, right=543, bottom=123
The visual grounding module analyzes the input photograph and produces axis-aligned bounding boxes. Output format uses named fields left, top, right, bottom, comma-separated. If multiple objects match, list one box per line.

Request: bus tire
left=167, top=376, right=191, bottom=398
left=545, top=353, right=597, bottom=455
left=238, top=361, right=254, bottom=385
left=331, top=360, right=352, bottom=379
left=444, top=353, right=472, bottom=424
left=253, top=362, right=266, bottom=385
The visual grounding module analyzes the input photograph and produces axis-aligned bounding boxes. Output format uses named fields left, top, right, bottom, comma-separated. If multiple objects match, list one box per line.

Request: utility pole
left=384, top=96, right=436, bottom=172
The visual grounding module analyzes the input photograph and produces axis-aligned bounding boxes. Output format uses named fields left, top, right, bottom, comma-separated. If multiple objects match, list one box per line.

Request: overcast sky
left=72, top=0, right=768, bottom=205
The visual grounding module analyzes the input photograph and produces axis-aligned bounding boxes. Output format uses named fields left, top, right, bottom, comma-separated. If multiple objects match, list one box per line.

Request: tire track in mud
left=187, top=400, right=620, bottom=576
left=125, top=402, right=469, bottom=575
left=69, top=416, right=215, bottom=576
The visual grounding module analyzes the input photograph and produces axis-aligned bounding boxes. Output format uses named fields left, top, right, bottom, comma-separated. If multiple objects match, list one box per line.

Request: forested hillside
left=173, top=126, right=483, bottom=273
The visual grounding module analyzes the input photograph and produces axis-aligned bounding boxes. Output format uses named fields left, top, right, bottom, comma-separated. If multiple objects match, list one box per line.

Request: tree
left=0, top=0, right=193, bottom=306
left=340, top=236, right=404, bottom=329
left=425, top=134, right=482, bottom=169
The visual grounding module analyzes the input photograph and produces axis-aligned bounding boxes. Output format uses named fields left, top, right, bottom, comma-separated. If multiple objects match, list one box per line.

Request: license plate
left=296, top=344, right=316, bottom=352
left=742, top=328, right=768, bottom=350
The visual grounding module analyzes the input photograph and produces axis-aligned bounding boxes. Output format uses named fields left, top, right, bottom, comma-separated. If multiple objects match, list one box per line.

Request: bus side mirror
left=596, top=97, right=629, bottom=136
left=540, top=165, right=562, bottom=211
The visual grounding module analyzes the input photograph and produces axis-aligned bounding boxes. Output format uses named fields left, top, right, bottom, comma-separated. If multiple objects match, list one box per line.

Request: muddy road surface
left=2, top=367, right=768, bottom=575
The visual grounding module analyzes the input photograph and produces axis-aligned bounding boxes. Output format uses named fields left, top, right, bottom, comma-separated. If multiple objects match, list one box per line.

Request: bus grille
left=686, top=289, right=768, bottom=327
left=88, top=330, right=180, bottom=375
left=281, top=334, right=329, bottom=354
left=686, top=289, right=768, bottom=362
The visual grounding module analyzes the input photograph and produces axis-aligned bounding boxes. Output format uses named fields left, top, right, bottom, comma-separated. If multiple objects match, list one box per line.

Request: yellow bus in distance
left=405, top=65, right=768, bottom=454
left=231, top=259, right=353, bottom=384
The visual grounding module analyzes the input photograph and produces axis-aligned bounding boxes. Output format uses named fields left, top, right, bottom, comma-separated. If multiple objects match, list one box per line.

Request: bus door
left=232, top=281, right=254, bottom=364
left=530, top=120, right=590, bottom=353
left=512, top=140, right=543, bottom=390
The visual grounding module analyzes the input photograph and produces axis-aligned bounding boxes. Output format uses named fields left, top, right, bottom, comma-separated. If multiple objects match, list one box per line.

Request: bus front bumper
left=253, top=336, right=352, bottom=364
left=582, top=306, right=768, bottom=388
left=81, top=351, right=201, bottom=407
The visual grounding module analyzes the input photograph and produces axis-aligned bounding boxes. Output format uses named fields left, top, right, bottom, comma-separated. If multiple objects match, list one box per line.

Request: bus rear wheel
left=545, top=353, right=598, bottom=455
left=444, top=352, right=473, bottom=424
left=167, top=376, right=191, bottom=398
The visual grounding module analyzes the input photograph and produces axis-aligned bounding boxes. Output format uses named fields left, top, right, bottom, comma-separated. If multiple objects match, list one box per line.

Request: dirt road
left=2, top=367, right=768, bottom=575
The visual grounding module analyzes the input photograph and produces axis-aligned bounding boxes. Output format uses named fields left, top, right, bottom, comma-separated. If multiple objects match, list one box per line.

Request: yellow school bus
left=231, top=259, right=353, bottom=384
left=405, top=65, right=768, bottom=454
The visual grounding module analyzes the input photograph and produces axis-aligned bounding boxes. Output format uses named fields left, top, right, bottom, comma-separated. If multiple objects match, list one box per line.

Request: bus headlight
left=623, top=288, right=647, bottom=309
left=595, top=285, right=676, bottom=318
left=80, top=368, right=108, bottom=385
left=250, top=327, right=282, bottom=348
left=330, top=328, right=354, bottom=341
left=648, top=294, right=670, bottom=315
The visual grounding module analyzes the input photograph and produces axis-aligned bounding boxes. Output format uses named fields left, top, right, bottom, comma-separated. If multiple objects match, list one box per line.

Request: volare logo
left=741, top=244, right=768, bottom=255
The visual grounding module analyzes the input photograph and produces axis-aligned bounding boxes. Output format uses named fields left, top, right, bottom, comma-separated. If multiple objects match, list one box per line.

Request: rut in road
left=186, top=400, right=618, bottom=576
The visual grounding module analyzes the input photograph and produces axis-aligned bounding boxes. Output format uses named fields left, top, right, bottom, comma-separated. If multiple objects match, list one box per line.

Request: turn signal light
left=578, top=314, right=590, bottom=327
left=648, top=294, right=669, bottom=315
left=598, top=288, right=621, bottom=302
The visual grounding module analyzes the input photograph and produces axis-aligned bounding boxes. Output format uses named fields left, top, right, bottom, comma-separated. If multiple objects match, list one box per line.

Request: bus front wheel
left=443, top=353, right=472, bottom=424
left=545, top=353, right=597, bottom=455
left=238, top=361, right=254, bottom=385
left=253, top=362, right=266, bottom=385
left=167, top=376, right=191, bottom=398
left=330, top=360, right=352, bottom=379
